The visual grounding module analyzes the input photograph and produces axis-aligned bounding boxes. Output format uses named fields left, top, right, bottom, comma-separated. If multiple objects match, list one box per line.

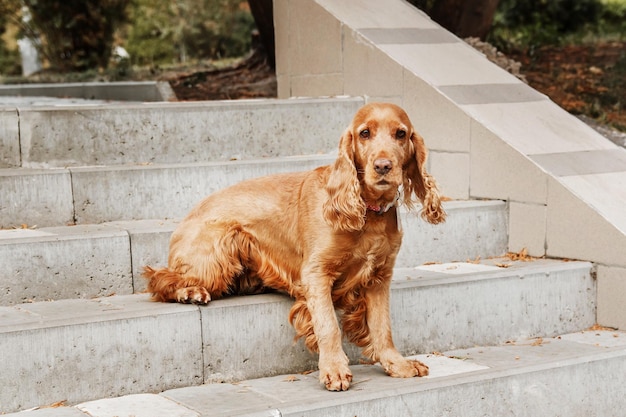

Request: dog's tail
left=142, top=266, right=211, bottom=303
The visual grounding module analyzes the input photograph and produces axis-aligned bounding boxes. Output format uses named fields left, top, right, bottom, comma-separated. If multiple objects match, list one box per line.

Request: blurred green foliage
left=0, top=0, right=256, bottom=74
left=124, top=0, right=255, bottom=67
left=489, top=0, right=626, bottom=51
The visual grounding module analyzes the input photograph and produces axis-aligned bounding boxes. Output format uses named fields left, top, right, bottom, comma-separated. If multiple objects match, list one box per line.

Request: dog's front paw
left=383, top=357, right=429, bottom=378
left=320, top=366, right=352, bottom=391
left=175, top=286, right=211, bottom=304
left=319, top=362, right=353, bottom=391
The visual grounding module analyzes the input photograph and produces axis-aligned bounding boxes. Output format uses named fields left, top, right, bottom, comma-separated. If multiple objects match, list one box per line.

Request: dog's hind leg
left=144, top=221, right=254, bottom=304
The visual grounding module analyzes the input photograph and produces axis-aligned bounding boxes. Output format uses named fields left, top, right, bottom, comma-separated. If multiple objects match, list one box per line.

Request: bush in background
left=489, top=0, right=625, bottom=51
left=125, top=0, right=255, bottom=67
left=20, top=0, right=131, bottom=72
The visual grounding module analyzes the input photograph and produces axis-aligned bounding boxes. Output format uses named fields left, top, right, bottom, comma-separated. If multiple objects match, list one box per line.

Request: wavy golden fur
left=143, top=102, right=446, bottom=391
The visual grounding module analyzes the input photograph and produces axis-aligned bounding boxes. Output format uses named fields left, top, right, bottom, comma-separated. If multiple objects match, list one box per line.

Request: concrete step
left=1, top=97, right=363, bottom=169
left=0, top=258, right=595, bottom=413
left=0, top=200, right=507, bottom=306
left=0, top=81, right=175, bottom=102
left=9, top=329, right=624, bottom=417
left=0, top=154, right=336, bottom=228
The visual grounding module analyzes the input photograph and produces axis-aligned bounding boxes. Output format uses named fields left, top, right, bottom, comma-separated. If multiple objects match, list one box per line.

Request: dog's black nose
left=374, top=159, right=393, bottom=175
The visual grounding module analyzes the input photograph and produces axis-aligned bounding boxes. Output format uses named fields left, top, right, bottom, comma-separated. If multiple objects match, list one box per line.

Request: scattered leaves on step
left=29, top=400, right=67, bottom=410
left=466, top=256, right=481, bottom=264
left=588, top=323, right=618, bottom=332
left=530, top=337, right=544, bottom=347
left=300, top=369, right=315, bottom=375
left=11, top=223, right=38, bottom=230
left=504, top=248, right=533, bottom=261
left=283, top=375, right=299, bottom=382
left=495, top=263, right=511, bottom=268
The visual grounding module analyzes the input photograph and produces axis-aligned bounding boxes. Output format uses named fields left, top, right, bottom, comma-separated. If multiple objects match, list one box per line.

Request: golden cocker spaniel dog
left=144, top=102, right=446, bottom=391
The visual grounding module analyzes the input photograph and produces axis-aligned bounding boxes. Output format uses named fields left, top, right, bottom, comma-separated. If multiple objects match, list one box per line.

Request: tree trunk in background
left=430, top=0, right=500, bottom=40
left=247, top=0, right=275, bottom=69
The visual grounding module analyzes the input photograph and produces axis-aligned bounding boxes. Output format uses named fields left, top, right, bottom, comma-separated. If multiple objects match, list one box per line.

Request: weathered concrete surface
left=0, top=200, right=506, bottom=305
left=7, top=331, right=624, bottom=416
left=102, top=219, right=181, bottom=293
left=0, top=108, right=19, bottom=168
left=15, top=97, right=362, bottom=168
left=0, top=168, right=74, bottom=229
left=70, top=155, right=336, bottom=224
left=0, top=259, right=595, bottom=413
left=0, top=224, right=132, bottom=305
left=0, top=81, right=174, bottom=102
left=0, top=295, right=202, bottom=413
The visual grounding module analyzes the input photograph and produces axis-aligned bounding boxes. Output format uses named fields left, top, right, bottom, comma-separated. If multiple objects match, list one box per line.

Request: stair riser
left=0, top=202, right=506, bottom=306
left=0, top=156, right=335, bottom=228
left=0, top=306, right=202, bottom=413
left=0, top=262, right=594, bottom=412
left=391, top=265, right=597, bottom=354
left=6, top=98, right=363, bottom=169
left=272, top=352, right=626, bottom=417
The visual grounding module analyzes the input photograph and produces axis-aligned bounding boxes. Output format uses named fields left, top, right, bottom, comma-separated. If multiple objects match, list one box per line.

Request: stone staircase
left=1, top=97, right=622, bottom=416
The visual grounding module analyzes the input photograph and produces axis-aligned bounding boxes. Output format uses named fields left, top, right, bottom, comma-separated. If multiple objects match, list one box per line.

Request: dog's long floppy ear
left=323, top=129, right=366, bottom=232
left=403, top=132, right=446, bottom=224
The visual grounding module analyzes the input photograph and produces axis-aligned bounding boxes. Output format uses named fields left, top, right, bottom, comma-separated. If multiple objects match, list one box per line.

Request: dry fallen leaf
left=589, top=323, right=617, bottom=332
left=505, top=248, right=533, bottom=261
left=466, top=256, right=481, bottom=264
left=283, top=375, right=299, bottom=382
left=531, top=337, right=544, bottom=346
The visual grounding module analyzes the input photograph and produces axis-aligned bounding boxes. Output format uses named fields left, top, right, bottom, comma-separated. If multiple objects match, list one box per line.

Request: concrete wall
left=273, top=0, right=626, bottom=329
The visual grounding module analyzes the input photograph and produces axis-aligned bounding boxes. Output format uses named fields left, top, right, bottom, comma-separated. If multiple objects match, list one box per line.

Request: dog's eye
left=396, top=129, right=406, bottom=139
left=359, top=129, right=370, bottom=139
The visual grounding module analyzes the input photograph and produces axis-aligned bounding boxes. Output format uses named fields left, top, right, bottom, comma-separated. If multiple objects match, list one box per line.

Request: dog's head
left=323, top=102, right=446, bottom=232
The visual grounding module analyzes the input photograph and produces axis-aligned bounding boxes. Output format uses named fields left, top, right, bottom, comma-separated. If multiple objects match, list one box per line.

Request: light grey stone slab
left=439, top=83, right=547, bottom=105
left=0, top=295, right=202, bottom=413
left=380, top=42, right=516, bottom=86
left=396, top=200, right=508, bottom=266
left=1, top=408, right=88, bottom=417
left=70, top=155, right=335, bottom=224
left=0, top=108, right=20, bottom=168
left=0, top=224, right=132, bottom=305
left=0, top=81, right=173, bottom=102
left=76, top=394, right=198, bottom=417
left=390, top=260, right=595, bottom=353
left=201, top=293, right=319, bottom=384
left=163, top=332, right=626, bottom=417
left=18, top=97, right=361, bottom=167
left=529, top=148, right=626, bottom=177
left=357, top=27, right=459, bottom=44
left=0, top=168, right=74, bottom=229
left=0, top=259, right=598, bottom=413
left=317, top=0, right=438, bottom=29
left=103, top=219, right=181, bottom=292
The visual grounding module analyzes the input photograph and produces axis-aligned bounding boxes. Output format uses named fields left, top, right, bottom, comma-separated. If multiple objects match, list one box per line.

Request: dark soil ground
left=163, top=42, right=626, bottom=134
left=508, top=42, right=626, bottom=131
left=162, top=49, right=277, bottom=101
